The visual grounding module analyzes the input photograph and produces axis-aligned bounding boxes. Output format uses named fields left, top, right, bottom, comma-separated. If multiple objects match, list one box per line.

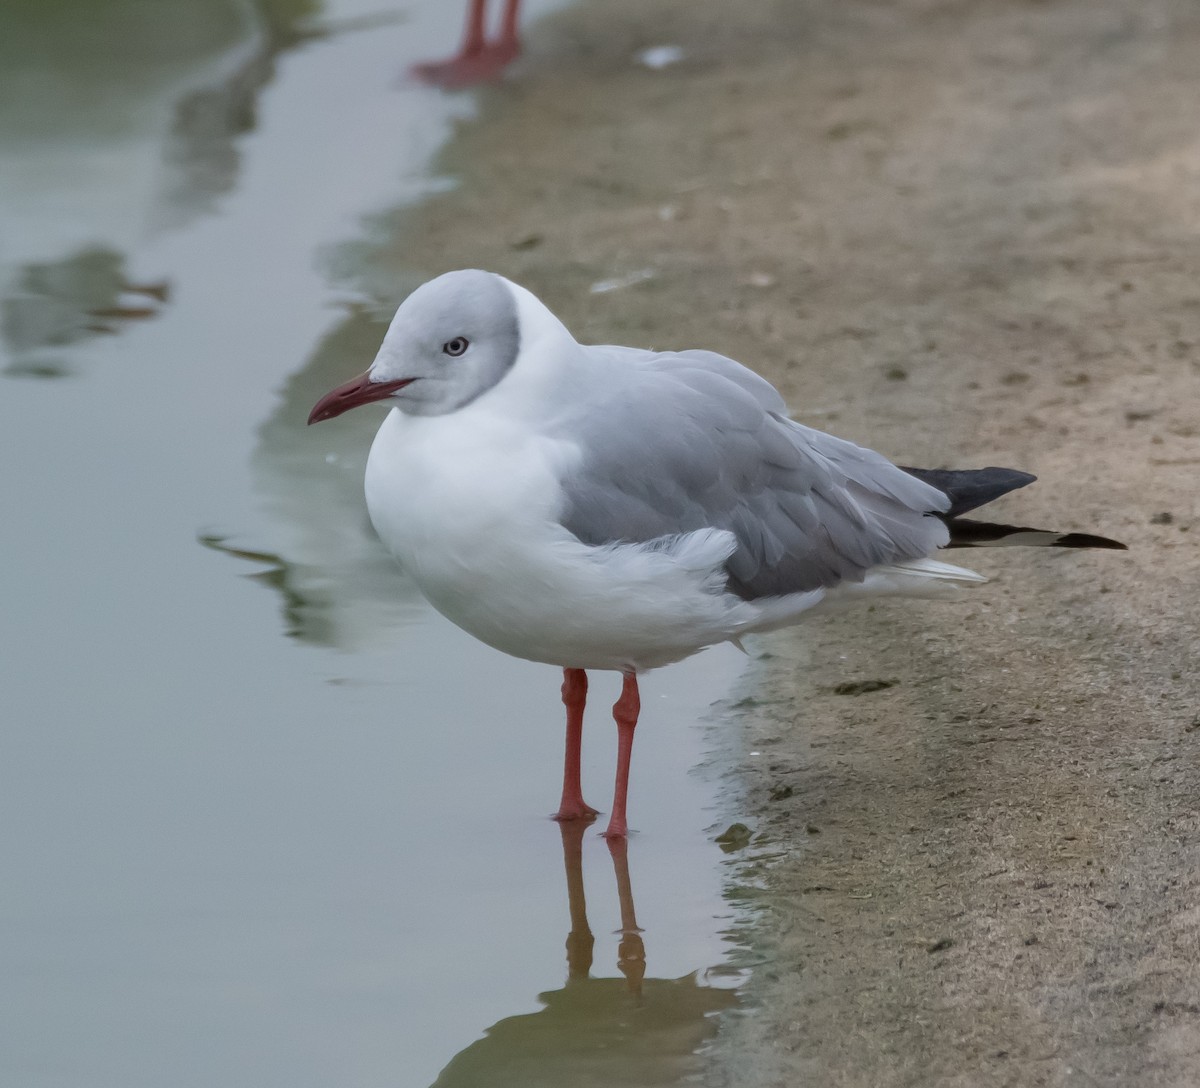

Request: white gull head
left=308, top=269, right=537, bottom=423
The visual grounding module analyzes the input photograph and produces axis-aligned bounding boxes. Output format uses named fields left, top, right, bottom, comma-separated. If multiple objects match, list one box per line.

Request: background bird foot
left=410, top=41, right=519, bottom=89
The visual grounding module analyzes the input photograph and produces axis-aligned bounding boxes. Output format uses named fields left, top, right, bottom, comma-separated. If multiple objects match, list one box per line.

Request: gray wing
left=556, top=347, right=951, bottom=599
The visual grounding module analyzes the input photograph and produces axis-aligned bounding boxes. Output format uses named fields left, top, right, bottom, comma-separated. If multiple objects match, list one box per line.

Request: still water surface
left=0, top=2, right=751, bottom=1084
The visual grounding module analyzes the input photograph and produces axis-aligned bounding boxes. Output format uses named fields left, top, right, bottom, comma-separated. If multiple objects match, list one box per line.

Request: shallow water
left=0, top=2, right=750, bottom=1084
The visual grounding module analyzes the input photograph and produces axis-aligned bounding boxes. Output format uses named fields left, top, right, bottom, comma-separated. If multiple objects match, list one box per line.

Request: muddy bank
left=391, top=0, right=1200, bottom=1083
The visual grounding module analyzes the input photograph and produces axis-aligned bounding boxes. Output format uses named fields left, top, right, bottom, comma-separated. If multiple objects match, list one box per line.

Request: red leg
left=602, top=673, right=640, bottom=840
left=554, top=668, right=598, bottom=822
left=460, top=0, right=489, bottom=55
left=498, top=0, right=522, bottom=55
left=410, top=0, right=522, bottom=89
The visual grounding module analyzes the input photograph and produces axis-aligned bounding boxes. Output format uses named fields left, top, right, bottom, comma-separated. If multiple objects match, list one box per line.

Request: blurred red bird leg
left=411, top=0, right=522, bottom=89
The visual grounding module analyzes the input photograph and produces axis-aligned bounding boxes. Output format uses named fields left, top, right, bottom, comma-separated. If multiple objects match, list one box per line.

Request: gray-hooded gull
left=308, top=269, right=1124, bottom=839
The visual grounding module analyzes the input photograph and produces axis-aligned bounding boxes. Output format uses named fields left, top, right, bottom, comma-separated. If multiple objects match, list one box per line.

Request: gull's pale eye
left=442, top=337, right=469, bottom=357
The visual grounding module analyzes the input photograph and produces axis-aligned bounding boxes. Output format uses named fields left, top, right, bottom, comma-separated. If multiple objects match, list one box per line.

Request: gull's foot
left=552, top=802, right=599, bottom=823
left=410, top=41, right=519, bottom=90
left=601, top=818, right=629, bottom=841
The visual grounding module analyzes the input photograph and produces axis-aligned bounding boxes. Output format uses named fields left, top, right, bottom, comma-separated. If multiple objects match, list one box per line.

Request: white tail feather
left=831, top=556, right=987, bottom=601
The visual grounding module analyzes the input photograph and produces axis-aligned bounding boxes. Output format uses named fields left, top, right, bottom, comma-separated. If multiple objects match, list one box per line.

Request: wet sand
left=393, top=0, right=1200, bottom=1083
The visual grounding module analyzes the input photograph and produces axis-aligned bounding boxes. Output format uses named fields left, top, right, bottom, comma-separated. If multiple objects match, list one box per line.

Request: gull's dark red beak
left=307, top=372, right=415, bottom=424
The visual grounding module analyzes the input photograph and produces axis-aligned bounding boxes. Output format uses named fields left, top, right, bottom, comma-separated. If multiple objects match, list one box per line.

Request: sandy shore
left=393, top=0, right=1200, bottom=1083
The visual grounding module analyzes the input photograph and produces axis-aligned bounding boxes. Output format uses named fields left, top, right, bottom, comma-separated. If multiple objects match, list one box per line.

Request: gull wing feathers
left=555, top=347, right=950, bottom=599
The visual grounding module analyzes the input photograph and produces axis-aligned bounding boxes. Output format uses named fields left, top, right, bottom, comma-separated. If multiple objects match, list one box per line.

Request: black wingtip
left=944, top=518, right=1127, bottom=550
left=1054, top=532, right=1127, bottom=551
left=901, top=465, right=1038, bottom=517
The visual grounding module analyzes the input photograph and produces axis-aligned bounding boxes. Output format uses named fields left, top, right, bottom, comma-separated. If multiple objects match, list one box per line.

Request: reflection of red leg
left=554, top=668, right=598, bottom=822
left=607, top=835, right=646, bottom=995
left=558, top=819, right=594, bottom=979
left=602, top=673, right=640, bottom=840
left=410, top=0, right=523, bottom=90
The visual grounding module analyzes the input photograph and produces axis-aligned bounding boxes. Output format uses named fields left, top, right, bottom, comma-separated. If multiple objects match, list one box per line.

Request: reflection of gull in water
left=431, top=823, right=738, bottom=1087
left=0, top=0, right=315, bottom=371
left=154, top=0, right=368, bottom=230
left=157, top=2, right=408, bottom=229
left=199, top=536, right=331, bottom=643
left=1, top=246, right=169, bottom=377
left=0, top=0, right=405, bottom=373
left=152, top=4, right=297, bottom=231
left=221, top=306, right=429, bottom=648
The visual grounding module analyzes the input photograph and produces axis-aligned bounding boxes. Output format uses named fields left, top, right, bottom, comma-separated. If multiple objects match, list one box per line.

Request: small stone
left=637, top=44, right=685, bottom=69
left=833, top=679, right=897, bottom=696
left=715, top=823, right=753, bottom=850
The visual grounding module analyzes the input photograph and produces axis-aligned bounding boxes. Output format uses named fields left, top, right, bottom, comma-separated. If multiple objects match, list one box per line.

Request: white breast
left=363, top=406, right=762, bottom=671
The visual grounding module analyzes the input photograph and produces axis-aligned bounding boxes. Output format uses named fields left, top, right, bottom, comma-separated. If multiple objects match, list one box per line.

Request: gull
left=308, top=270, right=1124, bottom=839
